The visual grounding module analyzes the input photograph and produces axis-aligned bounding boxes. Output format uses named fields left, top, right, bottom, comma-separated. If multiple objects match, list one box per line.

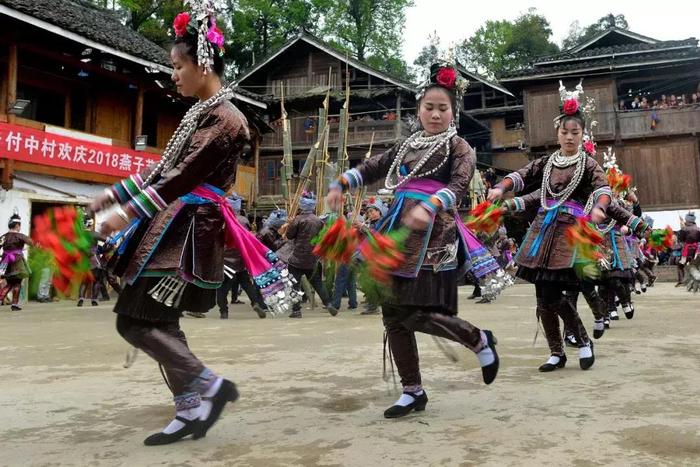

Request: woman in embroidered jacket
left=0, top=214, right=33, bottom=311
left=326, top=64, right=500, bottom=419
left=88, top=6, right=257, bottom=446
left=490, top=82, right=611, bottom=372
left=505, top=188, right=650, bottom=344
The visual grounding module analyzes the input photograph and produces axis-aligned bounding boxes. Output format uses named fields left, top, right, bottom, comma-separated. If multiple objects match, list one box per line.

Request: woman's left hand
left=403, top=205, right=432, bottom=231
left=99, top=213, right=128, bottom=236
left=620, top=225, right=630, bottom=235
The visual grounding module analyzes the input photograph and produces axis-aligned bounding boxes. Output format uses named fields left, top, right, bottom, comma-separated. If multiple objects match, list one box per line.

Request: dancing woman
left=89, top=3, right=296, bottom=445
left=0, top=214, right=33, bottom=311
left=326, top=64, right=499, bottom=419
left=490, top=82, right=611, bottom=372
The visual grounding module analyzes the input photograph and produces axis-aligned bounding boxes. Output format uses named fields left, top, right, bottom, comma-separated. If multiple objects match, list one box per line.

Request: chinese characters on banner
left=0, top=122, right=160, bottom=177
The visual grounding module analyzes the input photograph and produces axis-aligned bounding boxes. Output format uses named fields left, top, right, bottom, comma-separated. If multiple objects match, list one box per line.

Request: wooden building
left=0, top=0, right=265, bottom=232
left=234, top=32, right=416, bottom=200
left=458, top=67, right=527, bottom=173
left=500, top=27, right=700, bottom=211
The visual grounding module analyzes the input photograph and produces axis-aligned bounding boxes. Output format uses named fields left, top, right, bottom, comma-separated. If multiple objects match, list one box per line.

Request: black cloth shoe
left=564, top=332, right=578, bottom=348
left=624, top=305, right=634, bottom=319
left=480, top=330, right=499, bottom=385
left=220, top=313, right=228, bottom=319
left=77, top=299, right=84, bottom=307
left=10, top=305, right=21, bottom=312
left=193, top=379, right=239, bottom=439
left=593, top=320, right=605, bottom=339
left=327, top=305, right=339, bottom=317
left=360, top=308, right=380, bottom=315
left=539, top=354, right=567, bottom=372
left=91, top=300, right=99, bottom=306
left=384, top=391, right=428, bottom=419
left=579, top=342, right=595, bottom=370
left=253, top=304, right=267, bottom=319
left=144, top=416, right=198, bottom=446
left=289, top=311, right=302, bottom=318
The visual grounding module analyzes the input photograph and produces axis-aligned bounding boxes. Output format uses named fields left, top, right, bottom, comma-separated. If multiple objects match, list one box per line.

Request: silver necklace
left=143, top=85, right=234, bottom=186
left=540, top=150, right=586, bottom=211
left=384, top=125, right=457, bottom=190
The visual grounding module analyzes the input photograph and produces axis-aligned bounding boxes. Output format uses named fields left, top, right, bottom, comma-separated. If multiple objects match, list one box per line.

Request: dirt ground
left=1, top=283, right=699, bottom=467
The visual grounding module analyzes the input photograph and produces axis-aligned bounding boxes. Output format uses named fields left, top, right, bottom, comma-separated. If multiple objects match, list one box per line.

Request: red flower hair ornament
left=173, top=12, right=191, bottom=37
left=563, top=98, right=579, bottom=116
left=435, top=67, right=457, bottom=89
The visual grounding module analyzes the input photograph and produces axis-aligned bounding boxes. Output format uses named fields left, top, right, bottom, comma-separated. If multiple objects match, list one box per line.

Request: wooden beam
left=307, top=51, right=313, bottom=82
left=12, top=161, right=120, bottom=185
left=395, top=94, right=402, bottom=140
left=134, top=87, right=144, bottom=144
left=7, top=42, right=17, bottom=123
left=0, top=61, right=6, bottom=115
left=2, top=159, right=14, bottom=190
left=64, top=92, right=72, bottom=129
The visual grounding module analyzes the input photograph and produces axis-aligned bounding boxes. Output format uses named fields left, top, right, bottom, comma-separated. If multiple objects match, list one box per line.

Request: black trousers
left=116, top=314, right=205, bottom=396
left=217, top=271, right=266, bottom=315
left=289, top=264, right=329, bottom=311
left=536, top=283, right=589, bottom=356
left=382, top=304, right=483, bottom=387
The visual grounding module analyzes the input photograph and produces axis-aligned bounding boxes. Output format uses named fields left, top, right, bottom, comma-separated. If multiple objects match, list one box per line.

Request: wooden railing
left=617, top=106, right=700, bottom=139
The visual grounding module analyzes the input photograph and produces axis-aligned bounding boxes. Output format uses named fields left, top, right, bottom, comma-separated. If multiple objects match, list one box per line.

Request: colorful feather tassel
left=566, top=217, right=605, bottom=279
left=606, top=167, right=632, bottom=195
left=648, top=226, right=674, bottom=252
left=465, top=201, right=503, bottom=235
left=30, top=206, right=95, bottom=296
left=312, top=216, right=360, bottom=264
left=356, top=228, right=409, bottom=303
left=312, top=215, right=409, bottom=304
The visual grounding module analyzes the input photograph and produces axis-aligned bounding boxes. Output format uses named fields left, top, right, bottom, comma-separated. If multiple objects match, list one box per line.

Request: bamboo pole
left=350, top=132, right=374, bottom=224
left=280, top=84, right=293, bottom=207
left=315, top=68, right=333, bottom=216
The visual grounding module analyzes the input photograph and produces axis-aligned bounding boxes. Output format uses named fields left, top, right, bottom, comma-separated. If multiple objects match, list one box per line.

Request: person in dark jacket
left=256, top=209, right=287, bottom=252
left=678, top=212, right=700, bottom=286
left=217, top=194, right=267, bottom=319
left=284, top=194, right=332, bottom=318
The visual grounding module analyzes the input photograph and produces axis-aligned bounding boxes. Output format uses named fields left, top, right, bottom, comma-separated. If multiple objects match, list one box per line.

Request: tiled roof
left=0, top=0, right=171, bottom=67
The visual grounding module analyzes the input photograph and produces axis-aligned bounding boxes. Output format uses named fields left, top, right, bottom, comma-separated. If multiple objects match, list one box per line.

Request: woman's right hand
left=325, top=188, right=343, bottom=211
left=89, top=191, right=115, bottom=215
left=487, top=188, right=504, bottom=202
left=99, top=212, right=128, bottom=236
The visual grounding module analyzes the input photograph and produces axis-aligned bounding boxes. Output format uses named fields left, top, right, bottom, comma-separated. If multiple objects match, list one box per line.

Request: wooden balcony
left=261, top=119, right=406, bottom=150
left=617, top=106, right=700, bottom=140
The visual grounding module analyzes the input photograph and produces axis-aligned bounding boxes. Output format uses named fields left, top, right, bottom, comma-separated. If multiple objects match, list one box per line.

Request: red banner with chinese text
left=0, top=122, right=160, bottom=177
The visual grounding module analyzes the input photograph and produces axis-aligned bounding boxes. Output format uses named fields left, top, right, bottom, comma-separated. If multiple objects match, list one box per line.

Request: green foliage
left=561, top=14, right=629, bottom=50
left=413, top=31, right=441, bottom=80
left=86, top=0, right=414, bottom=79
left=457, top=8, right=559, bottom=78
left=321, top=0, right=414, bottom=80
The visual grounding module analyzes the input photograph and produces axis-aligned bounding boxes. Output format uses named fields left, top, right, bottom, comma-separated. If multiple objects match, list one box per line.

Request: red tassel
left=466, top=201, right=503, bottom=235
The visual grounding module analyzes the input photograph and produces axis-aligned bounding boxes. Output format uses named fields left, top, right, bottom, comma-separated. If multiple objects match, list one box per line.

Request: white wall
left=0, top=171, right=109, bottom=231
left=0, top=188, right=32, bottom=236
